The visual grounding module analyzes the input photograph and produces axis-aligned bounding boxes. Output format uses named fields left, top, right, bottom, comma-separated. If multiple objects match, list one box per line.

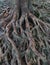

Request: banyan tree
left=0, top=0, right=50, bottom=65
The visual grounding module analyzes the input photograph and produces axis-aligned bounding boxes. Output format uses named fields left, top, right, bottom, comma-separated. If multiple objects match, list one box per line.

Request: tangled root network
left=0, top=1, right=50, bottom=65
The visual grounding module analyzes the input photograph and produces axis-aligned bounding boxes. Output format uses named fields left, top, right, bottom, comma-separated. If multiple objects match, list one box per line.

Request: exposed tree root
left=0, top=0, right=50, bottom=65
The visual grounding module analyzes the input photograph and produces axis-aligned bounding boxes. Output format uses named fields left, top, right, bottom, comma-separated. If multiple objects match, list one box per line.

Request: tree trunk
left=0, top=0, right=50, bottom=65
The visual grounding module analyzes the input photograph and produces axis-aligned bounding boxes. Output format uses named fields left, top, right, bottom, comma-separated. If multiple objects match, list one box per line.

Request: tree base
left=0, top=4, right=50, bottom=65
